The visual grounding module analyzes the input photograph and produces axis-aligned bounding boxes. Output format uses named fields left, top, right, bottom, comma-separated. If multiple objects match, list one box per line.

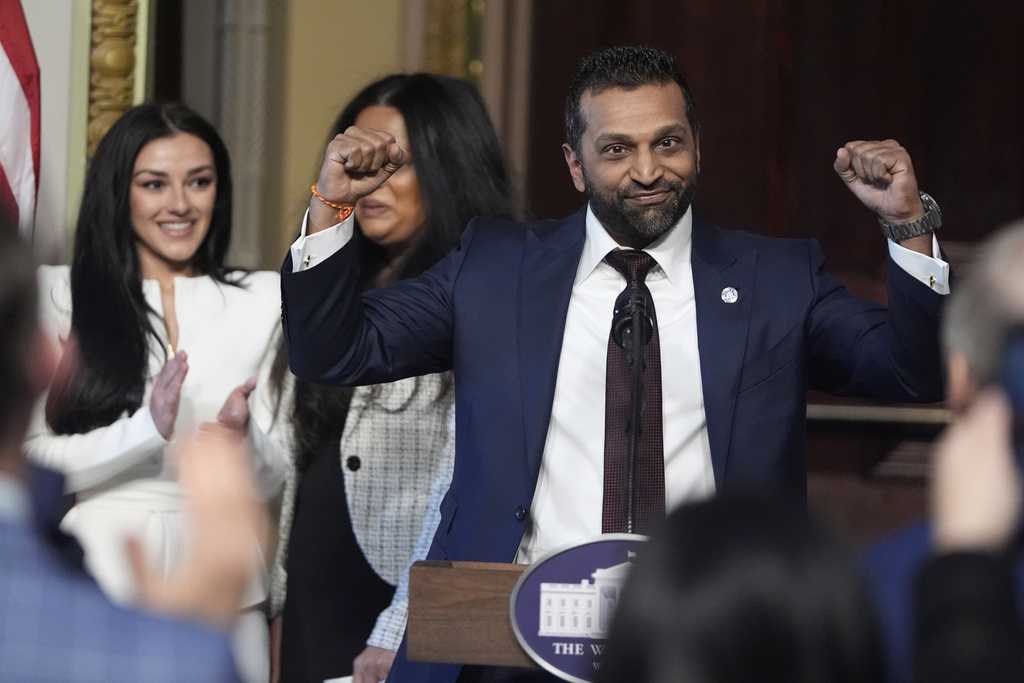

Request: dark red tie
left=601, top=250, right=665, bottom=534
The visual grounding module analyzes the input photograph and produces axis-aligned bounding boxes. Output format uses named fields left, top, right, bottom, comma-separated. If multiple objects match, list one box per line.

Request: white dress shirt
left=290, top=205, right=950, bottom=564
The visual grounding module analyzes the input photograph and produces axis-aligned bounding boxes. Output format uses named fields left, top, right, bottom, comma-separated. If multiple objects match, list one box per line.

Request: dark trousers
left=281, top=441, right=395, bottom=682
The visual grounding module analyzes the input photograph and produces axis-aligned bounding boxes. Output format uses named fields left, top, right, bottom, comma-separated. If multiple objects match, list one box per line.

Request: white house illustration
left=537, top=557, right=634, bottom=639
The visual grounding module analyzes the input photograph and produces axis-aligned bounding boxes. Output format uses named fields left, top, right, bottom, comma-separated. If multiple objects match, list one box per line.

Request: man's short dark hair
left=0, top=217, right=38, bottom=438
left=565, top=45, right=700, bottom=153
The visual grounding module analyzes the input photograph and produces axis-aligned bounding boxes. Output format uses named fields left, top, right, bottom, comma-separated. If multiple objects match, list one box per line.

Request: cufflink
left=929, top=275, right=936, bottom=289
left=721, top=287, right=739, bottom=304
left=302, top=254, right=312, bottom=269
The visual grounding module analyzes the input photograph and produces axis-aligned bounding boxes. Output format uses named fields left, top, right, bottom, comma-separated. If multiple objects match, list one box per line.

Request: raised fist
left=833, top=139, right=924, bottom=225
left=308, top=126, right=408, bottom=231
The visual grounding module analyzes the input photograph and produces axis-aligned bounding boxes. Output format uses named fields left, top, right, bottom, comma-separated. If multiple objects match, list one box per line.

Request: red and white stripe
left=0, top=0, right=40, bottom=238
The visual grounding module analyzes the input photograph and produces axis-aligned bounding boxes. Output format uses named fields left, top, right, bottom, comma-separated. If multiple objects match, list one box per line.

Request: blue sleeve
left=805, top=240, right=946, bottom=402
left=281, top=220, right=483, bottom=386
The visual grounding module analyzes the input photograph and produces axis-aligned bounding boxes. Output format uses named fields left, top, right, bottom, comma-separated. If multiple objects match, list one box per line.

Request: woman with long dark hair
left=27, top=103, right=286, bottom=683
left=268, top=73, right=516, bottom=683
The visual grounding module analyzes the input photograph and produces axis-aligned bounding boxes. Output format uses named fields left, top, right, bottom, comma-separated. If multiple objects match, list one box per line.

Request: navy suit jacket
left=864, top=521, right=1024, bottom=683
left=281, top=207, right=944, bottom=683
left=0, top=468, right=239, bottom=682
left=864, top=521, right=933, bottom=683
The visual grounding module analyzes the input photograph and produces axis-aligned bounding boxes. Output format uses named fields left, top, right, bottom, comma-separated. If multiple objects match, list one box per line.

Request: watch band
left=879, top=191, right=942, bottom=242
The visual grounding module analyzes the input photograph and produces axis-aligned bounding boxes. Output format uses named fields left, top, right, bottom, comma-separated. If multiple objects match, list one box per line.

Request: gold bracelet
left=310, top=183, right=354, bottom=222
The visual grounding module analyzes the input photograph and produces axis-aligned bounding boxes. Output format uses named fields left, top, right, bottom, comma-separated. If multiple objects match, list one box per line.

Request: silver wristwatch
left=878, top=191, right=942, bottom=242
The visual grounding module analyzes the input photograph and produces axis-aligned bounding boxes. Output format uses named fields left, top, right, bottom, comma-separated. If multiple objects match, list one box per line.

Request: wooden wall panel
left=526, top=1, right=1024, bottom=268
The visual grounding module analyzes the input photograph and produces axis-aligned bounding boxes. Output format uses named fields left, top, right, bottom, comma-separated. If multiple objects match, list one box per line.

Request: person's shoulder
left=0, top=524, right=238, bottom=682
left=702, top=221, right=815, bottom=253
left=36, top=262, right=71, bottom=278
left=469, top=210, right=584, bottom=247
left=697, top=221, right=822, bottom=275
left=71, top=591, right=239, bottom=681
left=36, top=263, right=71, bottom=297
left=220, top=269, right=281, bottom=307
left=118, top=609, right=239, bottom=680
left=229, top=268, right=280, bottom=292
left=35, top=264, right=73, bottom=333
left=467, top=214, right=533, bottom=240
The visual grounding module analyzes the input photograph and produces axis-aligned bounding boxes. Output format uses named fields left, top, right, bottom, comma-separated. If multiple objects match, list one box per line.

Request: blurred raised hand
left=125, top=423, right=268, bottom=629
left=932, top=390, right=1020, bottom=553
left=217, top=376, right=257, bottom=432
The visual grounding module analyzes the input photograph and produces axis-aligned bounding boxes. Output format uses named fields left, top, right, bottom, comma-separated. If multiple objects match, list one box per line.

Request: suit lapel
left=691, top=218, right=757, bottom=485
left=518, top=209, right=587, bottom=482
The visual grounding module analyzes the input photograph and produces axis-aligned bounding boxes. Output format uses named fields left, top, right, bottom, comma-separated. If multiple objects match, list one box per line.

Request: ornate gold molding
left=87, top=0, right=137, bottom=155
left=423, top=0, right=485, bottom=83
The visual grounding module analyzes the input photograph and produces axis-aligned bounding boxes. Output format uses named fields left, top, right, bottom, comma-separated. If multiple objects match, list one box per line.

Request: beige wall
left=270, top=0, right=404, bottom=262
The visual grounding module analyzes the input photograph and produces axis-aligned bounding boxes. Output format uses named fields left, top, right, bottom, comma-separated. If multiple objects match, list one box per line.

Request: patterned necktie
left=601, top=249, right=665, bottom=534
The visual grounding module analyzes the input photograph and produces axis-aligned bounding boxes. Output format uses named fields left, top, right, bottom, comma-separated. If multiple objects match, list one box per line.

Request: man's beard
left=584, top=168, right=696, bottom=245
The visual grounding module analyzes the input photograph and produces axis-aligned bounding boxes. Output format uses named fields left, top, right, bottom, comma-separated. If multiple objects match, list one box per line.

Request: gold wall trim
left=65, top=1, right=93, bottom=255
left=422, top=0, right=485, bottom=82
left=87, top=0, right=138, bottom=155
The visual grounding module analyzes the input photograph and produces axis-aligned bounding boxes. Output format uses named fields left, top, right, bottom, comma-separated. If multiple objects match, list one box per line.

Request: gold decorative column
left=87, top=0, right=137, bottom=155
left=411, top=0, right=533, bottom=204
left=423, top=0, right=485, bottom=83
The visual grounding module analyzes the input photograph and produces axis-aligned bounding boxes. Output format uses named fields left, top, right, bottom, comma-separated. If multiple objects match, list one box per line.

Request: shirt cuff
left=888, top=234, right=950, bottom=295
left=288, top=208, right=355, bottom=272
left=367, top=599, right=408, bottom=652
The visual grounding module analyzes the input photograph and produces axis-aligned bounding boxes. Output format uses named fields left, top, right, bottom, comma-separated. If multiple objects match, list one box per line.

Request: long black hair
left=599, top=494, right=885, bottom=683
left=332, top=73, right=516, bottom=287
left=277, top=73, right=517, bottom=462
left=47, top=103, right=236, bottom=434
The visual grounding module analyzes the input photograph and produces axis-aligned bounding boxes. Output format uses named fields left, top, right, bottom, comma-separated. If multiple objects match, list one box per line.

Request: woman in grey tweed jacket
left=269, top=73, right=517, bottom=683
left=268, top=373, right=455, bottom=656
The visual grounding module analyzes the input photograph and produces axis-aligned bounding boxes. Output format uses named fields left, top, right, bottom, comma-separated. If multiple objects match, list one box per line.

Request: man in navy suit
left=865, top=221, right=1024, bottom=683
left=0, top=228, right=248, bottom=681
left=281, top=46, right=949, bottom=682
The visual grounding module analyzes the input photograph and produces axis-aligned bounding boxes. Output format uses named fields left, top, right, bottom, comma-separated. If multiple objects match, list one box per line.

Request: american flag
left=0, top=0, right=39, bottom=238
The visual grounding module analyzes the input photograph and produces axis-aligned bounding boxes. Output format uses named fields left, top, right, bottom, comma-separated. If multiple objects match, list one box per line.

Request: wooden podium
left=407, top=560, right=538, bottom=669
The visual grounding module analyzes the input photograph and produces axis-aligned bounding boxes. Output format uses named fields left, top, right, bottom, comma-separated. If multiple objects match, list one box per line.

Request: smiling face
left=562, top=82, right=700, bottom=248
left=130, top=132, right=217, bottom=279
left=352, top=105, right=426, bottom=255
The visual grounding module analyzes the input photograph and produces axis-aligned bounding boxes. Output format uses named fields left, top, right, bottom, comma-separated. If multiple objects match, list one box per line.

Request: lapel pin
left=721, top=286, right=739, bottom=304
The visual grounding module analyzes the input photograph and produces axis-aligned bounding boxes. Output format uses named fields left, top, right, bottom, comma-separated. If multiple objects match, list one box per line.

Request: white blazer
left=26, top=265, right=288, bottom=608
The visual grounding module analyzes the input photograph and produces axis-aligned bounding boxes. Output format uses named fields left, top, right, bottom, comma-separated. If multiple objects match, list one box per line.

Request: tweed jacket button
left=514, top=505, right=527, bottom=522
left=345, top=455, right=361, bottom=472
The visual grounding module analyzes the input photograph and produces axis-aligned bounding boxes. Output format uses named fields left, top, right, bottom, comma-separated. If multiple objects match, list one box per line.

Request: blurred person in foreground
left=598, top=494, right=885, bottom=683
left=865, top=221, right=1024, bottom=683
left=913, top=389, right=1024, bottom=683
left=268, top=73, right=516, bottom=683
left=0, top=224, right=267, bottom=682
left=25, top=103, right=287, bottom=682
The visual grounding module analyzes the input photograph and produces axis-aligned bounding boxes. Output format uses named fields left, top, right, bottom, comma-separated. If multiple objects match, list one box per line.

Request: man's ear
left=946, top=351, right=977, bottom=415
left=562, top=143, right=587, bottom=193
